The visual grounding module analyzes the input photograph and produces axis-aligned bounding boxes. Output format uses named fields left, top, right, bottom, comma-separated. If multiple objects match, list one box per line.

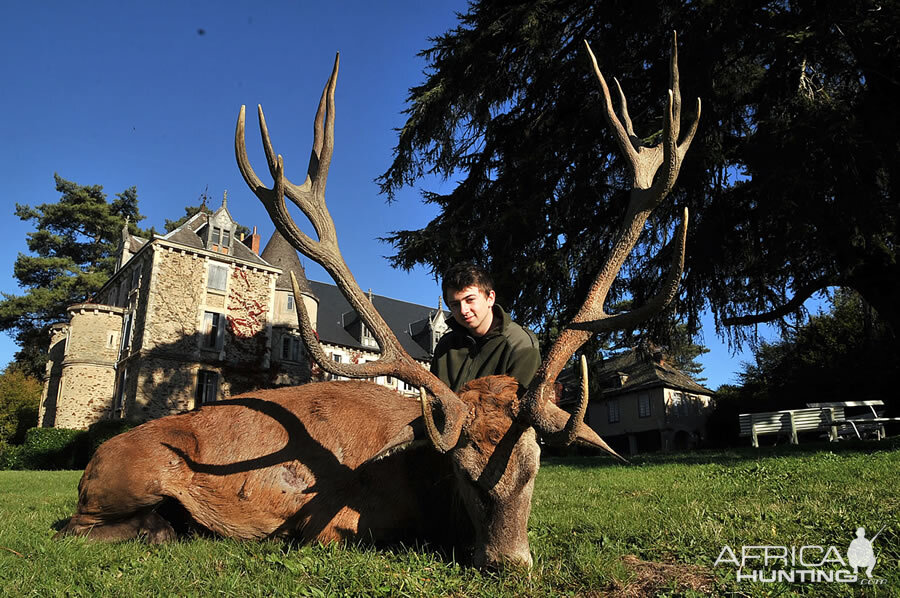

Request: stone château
left=39, top=196, right=447, bottom=429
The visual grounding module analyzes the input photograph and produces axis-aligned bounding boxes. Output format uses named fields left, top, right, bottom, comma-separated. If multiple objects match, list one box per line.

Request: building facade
left=560, top=351, right=713, bottom=455
left=39, top=197, right=447, bottom=430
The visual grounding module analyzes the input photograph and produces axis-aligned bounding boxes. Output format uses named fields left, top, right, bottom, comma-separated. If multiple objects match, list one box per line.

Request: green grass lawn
left=1, top=441, right=898, bottom=597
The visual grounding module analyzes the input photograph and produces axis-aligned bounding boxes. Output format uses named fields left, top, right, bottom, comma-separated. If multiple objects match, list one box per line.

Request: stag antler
left=522, top=33, right=701, bottom=437
left=235, top=53, right=466, bottom=453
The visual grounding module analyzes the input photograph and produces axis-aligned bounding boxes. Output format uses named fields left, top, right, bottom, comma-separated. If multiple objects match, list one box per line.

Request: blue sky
left=0, top=0, right=788, bottom=389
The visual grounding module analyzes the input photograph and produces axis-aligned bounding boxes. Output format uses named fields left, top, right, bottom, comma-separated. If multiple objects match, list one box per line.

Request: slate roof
left=160, top=210, right=269, bottom=267
left=308, top=280, right=446, bottom=362
left=126, top=234, right=148, bottom=253
left=259, top=230, right=314, bottom=294
left=598, top=351, right=712, bottom=396
left=559, top=350, right=712, bottom=403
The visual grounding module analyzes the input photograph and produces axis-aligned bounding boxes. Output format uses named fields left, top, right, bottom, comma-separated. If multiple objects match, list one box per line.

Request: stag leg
left=55, top=509, right=176, bottom=543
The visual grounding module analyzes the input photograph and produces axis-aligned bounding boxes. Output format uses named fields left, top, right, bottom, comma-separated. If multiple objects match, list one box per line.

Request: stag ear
left=364, top=419, right=429, bottom=465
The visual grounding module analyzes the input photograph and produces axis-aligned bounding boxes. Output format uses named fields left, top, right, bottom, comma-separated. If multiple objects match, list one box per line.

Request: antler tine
left=235, top=104, right=269, bottom=198
left=539, top=355, right=590, bottom=446
left=584, top=41, right=638, bottom=167
left=237, top=55, right=467, bottom=454
left=522, top=33, right=698, bottom=433
left=669, top=31, right=681, bottom=141
left=666, top=31, right=703, bottom=153
left=257, top=105, right=280, bottom=183
left=315, top=53, right=338, bottom=195
left=612, top=78, right=636, bottom=140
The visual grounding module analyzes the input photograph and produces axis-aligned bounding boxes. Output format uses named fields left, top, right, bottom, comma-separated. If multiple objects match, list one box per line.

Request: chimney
left=242, top=225, right=261, bottom=255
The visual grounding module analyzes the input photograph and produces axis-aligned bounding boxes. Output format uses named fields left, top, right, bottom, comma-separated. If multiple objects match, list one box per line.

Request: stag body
left=59, top=377, right=536, bottom=566
left=58, top=37, right=698, bottom=568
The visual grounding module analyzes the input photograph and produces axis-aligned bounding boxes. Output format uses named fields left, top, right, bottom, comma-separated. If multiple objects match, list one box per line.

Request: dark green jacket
left=431, top=305, right=541, bottom=393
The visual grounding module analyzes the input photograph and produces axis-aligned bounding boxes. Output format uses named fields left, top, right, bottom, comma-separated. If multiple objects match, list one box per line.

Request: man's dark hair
left=441, top=262, right=494, bottom=302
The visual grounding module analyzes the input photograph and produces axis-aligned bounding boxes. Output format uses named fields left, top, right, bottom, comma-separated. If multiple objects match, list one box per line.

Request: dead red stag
left=56, top=34, right=699, bottom=569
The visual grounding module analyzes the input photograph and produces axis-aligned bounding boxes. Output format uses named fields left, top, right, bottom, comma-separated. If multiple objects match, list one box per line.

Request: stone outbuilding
left=559, top=350, right=713, bottom=455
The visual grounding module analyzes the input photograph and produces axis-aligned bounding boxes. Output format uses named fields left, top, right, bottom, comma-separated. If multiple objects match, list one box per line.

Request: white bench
left=738, top=407, right=842, bottom=447
left=806, top=401, right=899, bottom=440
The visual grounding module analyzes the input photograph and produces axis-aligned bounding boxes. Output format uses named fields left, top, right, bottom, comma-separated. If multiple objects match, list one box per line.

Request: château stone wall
left=53, top=363, right=118, bottom=429
left=39, top=208, right=439, bottom=431
left=224, top=266, right=273, bottom=366
left=38, top=324, right=69, bottom=427
left=53, top=305, right=123, bottom=430
left=128, top=253, right=154, bottom=354
left=132, top=357, right=198, bottom=419
left=144, top=248, right=207, bottom=354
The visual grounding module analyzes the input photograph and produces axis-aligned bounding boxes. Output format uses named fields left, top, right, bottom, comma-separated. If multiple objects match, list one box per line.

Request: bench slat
left=738, top=407, right=861, bottom=446
left=806, top=401, right=884, bottom=408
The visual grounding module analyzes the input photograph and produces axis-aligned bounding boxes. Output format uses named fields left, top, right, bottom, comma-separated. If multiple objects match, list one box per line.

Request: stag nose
left=507, top=549, right=533, bottom=570
left=478, top=546, right=533, bottom=570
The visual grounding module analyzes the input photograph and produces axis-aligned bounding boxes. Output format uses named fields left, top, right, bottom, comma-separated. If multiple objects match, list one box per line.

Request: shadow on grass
left=51, top=518, right=69, bottom=532
left=543, top=435, right=900, bottom=469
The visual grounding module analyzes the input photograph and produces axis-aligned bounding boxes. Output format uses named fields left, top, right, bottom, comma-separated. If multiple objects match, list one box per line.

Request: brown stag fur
left=57, top=375, right=537, bottom=567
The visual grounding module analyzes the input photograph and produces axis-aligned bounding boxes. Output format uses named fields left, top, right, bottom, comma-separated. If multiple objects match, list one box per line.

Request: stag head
left=235, top=34, right=699, bottom=568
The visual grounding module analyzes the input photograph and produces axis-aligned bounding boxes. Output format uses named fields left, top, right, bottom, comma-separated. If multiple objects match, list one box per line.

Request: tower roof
left=260, top=230, right=314, bottom=295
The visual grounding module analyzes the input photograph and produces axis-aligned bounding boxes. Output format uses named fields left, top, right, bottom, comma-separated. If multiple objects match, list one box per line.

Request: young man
left=431, top=263, right=541, bottom=393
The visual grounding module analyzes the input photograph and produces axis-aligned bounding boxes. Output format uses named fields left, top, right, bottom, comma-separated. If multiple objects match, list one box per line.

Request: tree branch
left=723, top=278, right=838, bottom=326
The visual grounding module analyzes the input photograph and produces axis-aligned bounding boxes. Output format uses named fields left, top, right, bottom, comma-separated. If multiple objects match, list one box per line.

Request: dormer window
left=361, top=323, right=378, bottom=349
left=432, top=330, right=441, bottom=353
left=201, top=194, right=237, bottom=254
left=208, top=225, right=233, bottom=254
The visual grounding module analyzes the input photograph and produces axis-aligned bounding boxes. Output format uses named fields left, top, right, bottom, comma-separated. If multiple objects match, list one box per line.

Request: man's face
left=448, top=285, right=495, bottom=337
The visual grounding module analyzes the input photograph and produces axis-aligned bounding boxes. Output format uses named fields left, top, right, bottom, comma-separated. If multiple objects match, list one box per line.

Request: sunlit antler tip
left=583, top=39, right=598, bottom=63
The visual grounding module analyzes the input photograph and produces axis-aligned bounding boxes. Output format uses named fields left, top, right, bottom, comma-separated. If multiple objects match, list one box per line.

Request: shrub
left=16, top=427, right=88, bottom=470
left=0, top=419, right=142, bottom=470
left=0, top=367, right=42, bottom=445
left=0, top=442, right=26, bottom=469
